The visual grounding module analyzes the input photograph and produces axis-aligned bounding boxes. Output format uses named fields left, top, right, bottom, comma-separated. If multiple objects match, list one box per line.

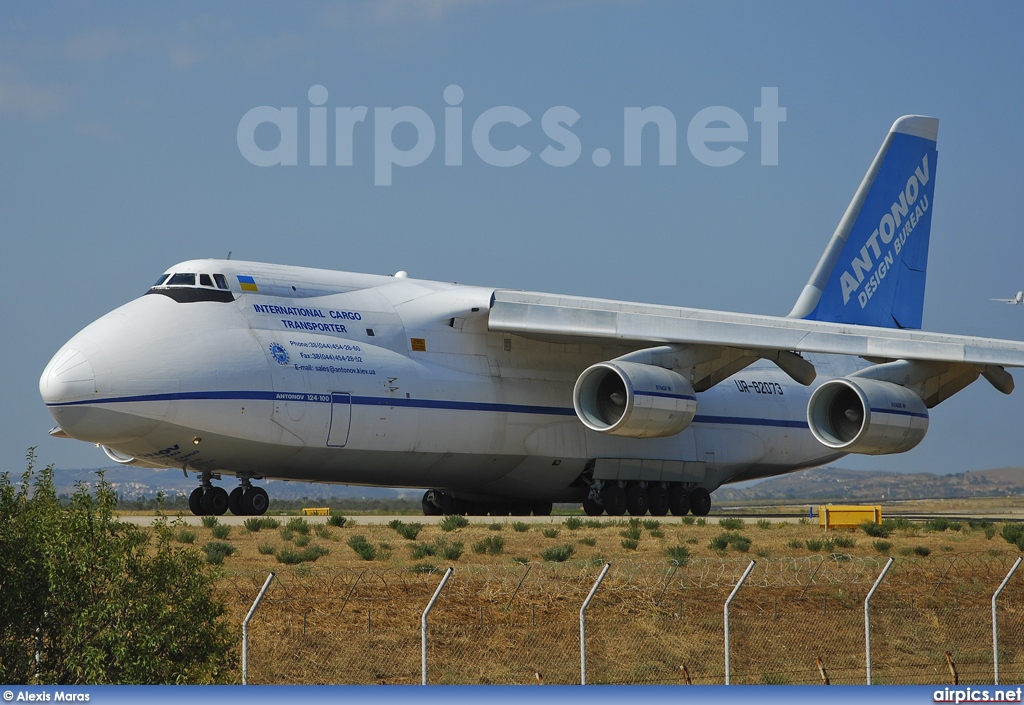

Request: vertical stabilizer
left=788, top=116, right=939, bottom=329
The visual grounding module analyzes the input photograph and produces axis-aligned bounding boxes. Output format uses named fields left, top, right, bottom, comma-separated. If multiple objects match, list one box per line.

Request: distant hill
left=716, top=466, right=1024, bottom=502
left=47, top=466, right=417, bottom=501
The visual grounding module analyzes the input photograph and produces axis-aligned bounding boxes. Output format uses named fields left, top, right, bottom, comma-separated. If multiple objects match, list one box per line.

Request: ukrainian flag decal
left=237, top=275, right=258, bottom=292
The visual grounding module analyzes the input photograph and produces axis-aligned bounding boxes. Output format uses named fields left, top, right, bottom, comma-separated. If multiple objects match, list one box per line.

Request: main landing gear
left=188, top=472, right=269, bottom=516
left=583, top=481, right=712, bottom=517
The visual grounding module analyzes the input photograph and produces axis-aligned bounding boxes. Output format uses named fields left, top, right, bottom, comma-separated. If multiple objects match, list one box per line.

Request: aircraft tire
left=668, top=486, right=690, bottom=516
left=689, top=487, right=711, bottom=517
left=648, top=486, right=670, bottom=516
left=532, top=501, right=553, bottom=517
left=202, top=487, right=229, bottom=516
left=422, top=491, right=442, bottom=516
left=188, top=487, right=204, bottom=516
left=602, top=485, right=627, bottom=516
left=626, top=485, right=649, bottom=516
left=228, top=487, right=245, bottom=516
left=242, top=487, right=269, bottom=516
left=582, top=495, right=603, bottom=516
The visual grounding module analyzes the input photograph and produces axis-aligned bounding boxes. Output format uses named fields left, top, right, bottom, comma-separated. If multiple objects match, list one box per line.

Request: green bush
left=512, top=521, right=530, bottom=532
left=642, top=519, right=661, bottom=531
left=175, top=529, right=196, bottom=544
left=649, top=529, right=664, bottom=538
left=202, top=541, right=235, bottom=564
left=314, top=523, right=333, bottom=539
left=327, top=514, right=347, bottom=528
left=388, top=519, right=423, bottom=540
left=913, top=545, right=931, bottom=557
left=695, top=518, right=706, bottom=527
left=488, top=522, right=504, bottom=531
left=410, top=542, right=435, bottom=559
left=542, top=527, right=560, bottom=539
left=924, top=517, right=952, bottom=532
left=472, top=536, right=506, bottom=555
left=861, top=522, right=890, bottom=538
left=210, top=524, right=230, bottom=540
left=666, top=545, right=690, bottom=566
left=440, top=515, right=470, bottom=532
left=681, top=516, right=695, bottom=525
left=711, top=532, right=751, bottom=552
left=756, top=519, right=772, bottom=530
left=437, top=538, right=464, bottom=560
left=276, top=545, right=329, bottom=564
left=201, top=515, right=218, bottom=528
left=244, top=517, right=264, bottom=532
left=579, top=536, right=597, bottom=547
left=719, top=517, right=745, bottom=530
left=620, top=525, right=641, bottom=541
left=346, top=534, right=377, bottom=561
left=872, top=540, right=893, bottom=554
left=1001, top=523, right=1024, bottom=547
left=294, top=534, right=310, bottom=547
left=621, top=538, right=639, bottom=550
left=286, top=517, right=311, bottom=535
left=541, top=544, right=575, bottom=562
left=564, top=517, right=583, bottom=531
left=280, top=527, right=295, bottom=542
left=582, top=519, right=604, bottom=529
left=805, top=538, right=825, bottom=552
left=787, top=539, right=803, bottom=549
left=258, top=543, right=276, bottom=555
left=832, top=535, right=856, bottom=549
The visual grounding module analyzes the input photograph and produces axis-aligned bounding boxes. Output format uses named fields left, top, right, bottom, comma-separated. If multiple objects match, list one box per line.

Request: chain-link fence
left=219, top=553, right=1024, bottom=685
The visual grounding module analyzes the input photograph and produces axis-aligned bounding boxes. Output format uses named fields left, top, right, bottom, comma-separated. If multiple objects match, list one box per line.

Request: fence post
left=242, top=572, right=275, bottom=685
left=864, top=557, right=894, bottom=685
left=993, top=556, right=1022, bottom=685
left=724, top=559, right=756, bottom=685
left=580, top=562, right=611, bottom=685
left=421, top=567, right=454, bottom=685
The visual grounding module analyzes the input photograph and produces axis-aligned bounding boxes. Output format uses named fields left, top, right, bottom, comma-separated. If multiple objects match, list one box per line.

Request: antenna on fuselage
left=227, top=251, right=233, bottom=260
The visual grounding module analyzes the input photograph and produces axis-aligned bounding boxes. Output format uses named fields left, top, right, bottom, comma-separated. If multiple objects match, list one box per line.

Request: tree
left=0, top=450, right=236, bottom=683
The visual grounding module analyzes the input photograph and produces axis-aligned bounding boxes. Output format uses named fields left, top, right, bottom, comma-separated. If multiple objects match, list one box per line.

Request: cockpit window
left=199, top=274, right=213, bottom=287
left=153, top=274, right=169, bottom=286
left=213, top=274, right=229, bottom=290
left=166, top=273, right=196, bottom=286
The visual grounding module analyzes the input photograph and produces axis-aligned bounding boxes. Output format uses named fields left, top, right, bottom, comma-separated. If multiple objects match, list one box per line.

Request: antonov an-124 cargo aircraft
left=40, top=116, right=1024, bottom=517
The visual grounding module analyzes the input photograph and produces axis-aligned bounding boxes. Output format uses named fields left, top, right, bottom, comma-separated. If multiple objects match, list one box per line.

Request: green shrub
left=620, top=525, right=641, bottom=541
left=564, top=517, right=583, bottom=531
left=649, top=529, right=664, bottom=538
left=327, top=515, right=347, bottom=528
left=488, top=522, right=504, bottom=531
left=805, top=539, right=825, bottom=552
left=711, top=532, right=751, bottom=552
left=872, top=540, right=892, bottom=554
left=276, top=545, right=329, bottom=564
left=883, top=517, right=912, bottom=531
left=175, top=529, right=196, bottom=544
left=201, top=516, right=218, bottom=528
left=258, top=542, right=276, bottom=555
left=579, top=536, right=597, bottom=547
left=924, top=517, right=951, bottom=532
left=666, top=545, right=690, bottom=566
left=1001, top=523, right=1024, bottom=546
left=913, top=545, right=931, bottom=557
left=541, top=544, right=575, bottom=562
left=832, top=535, right=856, bottom=549
left=755, top=548, right=771, bottom=558
left=642, top=519, right=661, bottom=531
left=472, top=536, right=506, bottom=555
left=409, top=542, right=435, bottom=560
left=512, top=521, right=530, bottom=532
left=621, top=538, right=639, bottom=550
left=695, top=518, right=706, bottom=527
left=898, top=546, right=914, bottom=556
left=314, top=523, right=333, bottom=539
left=861, top=522, right=890, bottom=538
left=202, top=541, right=235, bottom=564
left=986, top=525, right=997, bottom=540
left=583, top=519, right=604, bottom=529
left=437, top=538, right=464, bottom=560
left=787, top=539, right=803, bottom=549
left=440, top=515, right=469, bottom=532
left=719, top=517, right=745, bottom=530
left=294, top=534, right=310, bottom=547
left=756, top=519, right=772, bottom=530
left=244, top=517, right=264, bottom=532
left=280, top=528, right=295, bottom=542
left=346, top=534, right=377, bottom=561
left=542, top=527, right=560, bottom=539
left=388, top=519, right=423, bottom=540
left=286, top=518, right=310, bottom=535
left=681, top=516, right=695, bottom=525
left=210, top=524, right=230, bottom=540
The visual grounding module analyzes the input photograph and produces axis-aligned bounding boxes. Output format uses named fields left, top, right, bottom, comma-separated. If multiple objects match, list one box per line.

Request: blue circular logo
left=270, top=343, right=289, bottom=364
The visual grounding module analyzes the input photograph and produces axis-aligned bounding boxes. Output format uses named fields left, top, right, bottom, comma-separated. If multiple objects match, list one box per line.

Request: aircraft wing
left=489, top=289, right=1024, bottom=369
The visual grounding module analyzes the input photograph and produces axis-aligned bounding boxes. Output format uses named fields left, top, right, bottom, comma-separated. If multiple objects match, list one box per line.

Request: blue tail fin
left=788, top=116, right=939, bottom=329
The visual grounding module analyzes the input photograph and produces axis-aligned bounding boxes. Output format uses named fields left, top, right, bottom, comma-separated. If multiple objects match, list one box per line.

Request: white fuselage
left=41, top=260, right=844, bottom=503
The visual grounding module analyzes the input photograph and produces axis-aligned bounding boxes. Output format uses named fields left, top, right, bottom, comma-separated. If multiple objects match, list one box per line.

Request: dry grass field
left=158, top=509, right=1024, bottom=685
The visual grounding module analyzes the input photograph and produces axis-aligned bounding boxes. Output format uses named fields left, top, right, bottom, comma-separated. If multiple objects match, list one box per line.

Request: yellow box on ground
left=301, top=507, right=331, bottom=516
left=819, top=504, right=881, bottom=529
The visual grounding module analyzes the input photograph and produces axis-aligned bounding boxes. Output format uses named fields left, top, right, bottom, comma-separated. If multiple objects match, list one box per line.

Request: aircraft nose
left=39, top=346, right=97, bottom=405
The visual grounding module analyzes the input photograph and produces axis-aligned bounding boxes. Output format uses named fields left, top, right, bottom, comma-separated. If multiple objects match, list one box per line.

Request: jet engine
left=573, top=361, right=697, bottom=438
left=807, top=377, right=928, bottom=454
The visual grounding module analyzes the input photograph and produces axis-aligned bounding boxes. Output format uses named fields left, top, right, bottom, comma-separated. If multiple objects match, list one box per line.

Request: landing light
left=193, top=437, right=202, bottom=445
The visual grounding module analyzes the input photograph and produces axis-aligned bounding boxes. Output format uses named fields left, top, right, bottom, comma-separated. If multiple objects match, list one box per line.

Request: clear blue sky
left=3, top=1, right=1023, bottom=476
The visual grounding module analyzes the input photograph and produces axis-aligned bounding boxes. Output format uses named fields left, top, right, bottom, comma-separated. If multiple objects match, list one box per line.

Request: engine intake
left=573, top=361, right=697, bottom=438
left=807, top=378, right=928, bottom=454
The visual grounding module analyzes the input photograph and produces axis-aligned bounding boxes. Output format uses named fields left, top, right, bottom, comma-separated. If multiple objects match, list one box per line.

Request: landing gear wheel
left=602, top=485, right=627, bottom=516
left=422, top=491, right=442, bottom=516
left=242, top=487, right=269, bottom=516
left=689, top=487, right=712, bottom=517
left=228, top=487, right=245, bottom=516
left=669, top=486, right=690, bottom=516
left=648, top=486, right=670, bottom=516
left=582, top=495, right=603, bottom=516
left=626, top=485, right=649, bottom=516
left=531, top=501, right=553, bottom=517
left=202, top=487, right=229, bottom=516
left=189, top=487, right=204, bottom=516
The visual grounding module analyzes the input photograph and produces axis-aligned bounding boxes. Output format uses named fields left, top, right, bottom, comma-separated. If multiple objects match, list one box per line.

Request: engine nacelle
left=573, top=361, right=697, bottom=438
left=807, top=377, right=928, bottom=455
